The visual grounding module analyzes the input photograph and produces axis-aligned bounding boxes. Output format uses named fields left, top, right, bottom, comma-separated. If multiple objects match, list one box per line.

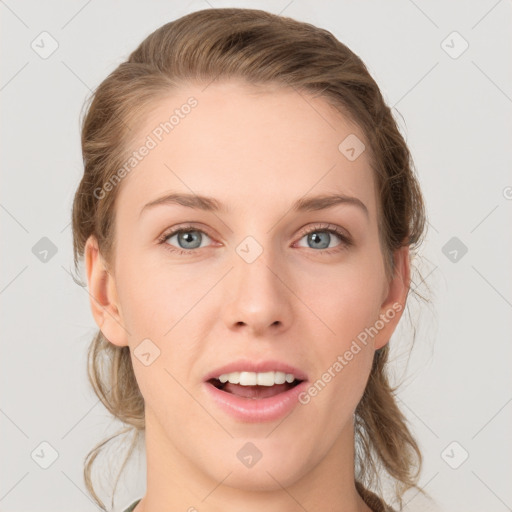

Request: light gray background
left=1, top=1, right=511, bottom=511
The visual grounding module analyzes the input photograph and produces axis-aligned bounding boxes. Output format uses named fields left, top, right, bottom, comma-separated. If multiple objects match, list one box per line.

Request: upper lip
left=203, top=359, right=309, bottom=382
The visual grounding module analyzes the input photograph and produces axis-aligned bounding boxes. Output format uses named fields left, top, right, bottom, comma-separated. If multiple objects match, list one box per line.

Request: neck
left=135, top=408, right=372, bottom=512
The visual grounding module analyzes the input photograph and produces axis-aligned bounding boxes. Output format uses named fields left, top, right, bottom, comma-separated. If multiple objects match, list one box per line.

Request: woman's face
left=86, top=80, right=409, bottom=492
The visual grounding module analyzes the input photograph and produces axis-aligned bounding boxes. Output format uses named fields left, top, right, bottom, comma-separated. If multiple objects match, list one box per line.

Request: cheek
left=301, top=276, right=378, bottom=425
left=303, top=261, right=384, bottom=345
left=298, top=259, right=383, bottom=408
left=115, top=249, right=202, bottom=334
left=115, top=256, right=207, bottom=391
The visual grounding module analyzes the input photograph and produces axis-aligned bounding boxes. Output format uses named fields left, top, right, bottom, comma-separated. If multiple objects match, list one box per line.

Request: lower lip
left=204, top=380, right=309, bottom=423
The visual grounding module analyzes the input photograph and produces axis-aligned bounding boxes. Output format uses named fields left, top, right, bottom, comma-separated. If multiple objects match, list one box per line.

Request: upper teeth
left=217, top=371, right=298, bottom=386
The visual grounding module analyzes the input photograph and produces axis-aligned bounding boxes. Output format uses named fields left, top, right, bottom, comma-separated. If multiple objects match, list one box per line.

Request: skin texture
left=85, top=81, right=410, bottom=512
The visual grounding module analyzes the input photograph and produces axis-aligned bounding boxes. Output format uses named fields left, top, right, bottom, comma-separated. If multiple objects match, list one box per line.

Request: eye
left=295, top=223, right=352, bottom=254
left=158, top=224, right=214, bottom=255
left=157, top=222, right=352, bottom=256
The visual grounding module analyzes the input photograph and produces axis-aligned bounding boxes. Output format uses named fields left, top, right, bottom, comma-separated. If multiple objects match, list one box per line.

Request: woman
left=71, top=8, right=432, bottom=512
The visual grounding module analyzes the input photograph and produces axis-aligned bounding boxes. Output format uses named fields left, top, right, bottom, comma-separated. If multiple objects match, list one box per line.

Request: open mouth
left=207, top=378, right=304, bottom=399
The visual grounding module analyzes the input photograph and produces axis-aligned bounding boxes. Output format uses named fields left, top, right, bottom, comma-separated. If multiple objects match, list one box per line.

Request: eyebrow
left=139, top=192, right=369, bottom=219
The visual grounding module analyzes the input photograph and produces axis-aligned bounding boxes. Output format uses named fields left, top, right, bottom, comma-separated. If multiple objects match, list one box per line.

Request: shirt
left=123, top=498, right=141, bottom=512
left=122, top=490, right=393, bottom=512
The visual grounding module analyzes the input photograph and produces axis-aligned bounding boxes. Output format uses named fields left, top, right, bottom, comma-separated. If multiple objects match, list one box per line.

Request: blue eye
left=158, top=223, right=352, bottom=256
left=159, top=226, right=212, bottom=255
left=295, top=224, right=351, bottom=254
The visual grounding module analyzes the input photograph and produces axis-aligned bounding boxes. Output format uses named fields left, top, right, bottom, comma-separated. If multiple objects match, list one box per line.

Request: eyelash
left=157, top=223, right=352, bottom=256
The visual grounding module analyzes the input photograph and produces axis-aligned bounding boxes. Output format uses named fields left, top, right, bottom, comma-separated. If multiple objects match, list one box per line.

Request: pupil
left=309, top=232, right=329, bottom=249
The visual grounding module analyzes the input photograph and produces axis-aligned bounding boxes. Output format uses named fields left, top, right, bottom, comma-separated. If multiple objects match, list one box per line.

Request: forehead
left=115, top=80, right=378, bottom=221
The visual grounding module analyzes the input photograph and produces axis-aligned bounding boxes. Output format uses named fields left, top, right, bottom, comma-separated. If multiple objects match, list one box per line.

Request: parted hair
left=71, top=7, right=430, bottom=511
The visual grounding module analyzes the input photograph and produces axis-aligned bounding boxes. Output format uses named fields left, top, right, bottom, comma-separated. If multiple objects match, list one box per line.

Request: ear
left=373, top=246, right=410, bottom=350
left=84, top=235, right=129, bottom=347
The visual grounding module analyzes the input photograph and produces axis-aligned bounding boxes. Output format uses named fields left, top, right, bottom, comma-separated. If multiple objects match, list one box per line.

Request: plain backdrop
left=1, top=1, right=511, bottom=511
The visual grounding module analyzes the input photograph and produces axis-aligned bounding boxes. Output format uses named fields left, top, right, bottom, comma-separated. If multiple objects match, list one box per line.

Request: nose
left=222, top=247, right=294, bottom=337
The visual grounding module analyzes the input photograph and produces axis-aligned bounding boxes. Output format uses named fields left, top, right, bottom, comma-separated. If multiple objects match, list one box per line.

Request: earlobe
left=84, top=235, right=129, bottom=347
left=373, top=246, right=411, bottom=350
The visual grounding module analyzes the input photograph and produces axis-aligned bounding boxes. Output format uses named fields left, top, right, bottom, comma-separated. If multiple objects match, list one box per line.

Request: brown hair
left=71, top=7, right=430, bottom=511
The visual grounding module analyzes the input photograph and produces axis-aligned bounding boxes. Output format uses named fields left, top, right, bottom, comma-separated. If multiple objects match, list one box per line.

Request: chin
left=198, top=440, right=313, bottom=492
